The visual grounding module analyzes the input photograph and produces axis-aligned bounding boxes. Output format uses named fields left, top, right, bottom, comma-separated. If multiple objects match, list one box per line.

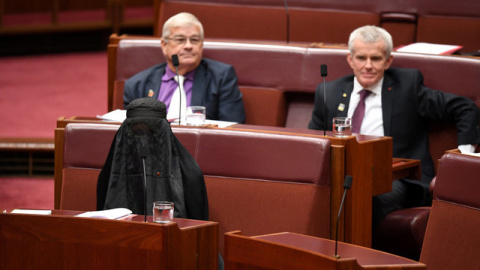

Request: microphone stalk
left=172, top=54, right=182, bottom=125
left=139, top=144, right=148, bottom=223
left=283, top=0, right=289, bottom=44
left=142, top=156, right=147, bottom=222
left=320, top=65, right=328, bottom=136
left=334, top=175, right=353, bottom=259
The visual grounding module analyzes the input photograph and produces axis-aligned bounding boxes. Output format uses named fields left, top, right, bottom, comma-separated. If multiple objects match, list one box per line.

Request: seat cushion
left=372, top=207, right=431, bottom=260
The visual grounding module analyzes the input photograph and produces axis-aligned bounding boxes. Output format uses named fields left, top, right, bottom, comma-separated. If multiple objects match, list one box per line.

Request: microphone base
left=332, top=254, right=341, bottom=259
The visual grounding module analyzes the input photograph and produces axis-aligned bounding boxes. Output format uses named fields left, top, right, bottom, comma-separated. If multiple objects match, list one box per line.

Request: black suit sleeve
left=412, top=70, right=480, bottom=145
left=308, top=83, right=328, bottom=130
left=216, top=65, right=246, bottom=123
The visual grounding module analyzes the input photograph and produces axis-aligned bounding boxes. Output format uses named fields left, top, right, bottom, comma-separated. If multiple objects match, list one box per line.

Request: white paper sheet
left=96, top=109, right=126, bottom=122
left=396, top=42, right=462, bottom=55
left=10, top=209, right=52, bottom=215
left=75, top=208, right=133, bottom=220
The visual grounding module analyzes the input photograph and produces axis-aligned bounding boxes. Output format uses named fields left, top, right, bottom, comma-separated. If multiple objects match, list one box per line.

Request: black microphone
left=172, top=54, right=182, bottom=125
left=334, top=175, right=353, bottom=259
left=172, top=54, right=179, bottom=67
left=321, top=64, right=328, bottom=136
left=321, top=64, right=328, bottom=77
left=138, top=145, right=149, bottom=222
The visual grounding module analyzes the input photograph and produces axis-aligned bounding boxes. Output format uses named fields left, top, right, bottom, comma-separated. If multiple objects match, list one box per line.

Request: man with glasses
left=124, top=12, right=246, bottom=123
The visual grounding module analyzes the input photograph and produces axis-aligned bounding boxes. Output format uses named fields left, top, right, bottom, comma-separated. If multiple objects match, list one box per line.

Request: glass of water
left=153, top=201, right=174, bottom=223
left=332, top=117, right=352, bottom=137
left=186, top=106, right=206, bottom=126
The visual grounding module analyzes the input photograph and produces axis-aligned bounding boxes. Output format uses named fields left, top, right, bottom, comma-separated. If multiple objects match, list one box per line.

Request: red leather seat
left=420, top=153, right=480, bottom=269
left=374, top=152, right=480, bottom=263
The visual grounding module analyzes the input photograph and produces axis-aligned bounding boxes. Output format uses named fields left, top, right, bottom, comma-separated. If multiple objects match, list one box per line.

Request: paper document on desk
left=206, top=120, right=237, bottom=128
left=463, top=152, right=480, bottom=157
left=96, top=109, right=126, bottom=122
left=396, top=42, right=462, bottom=55
left=170, top=119, right=237, bottom=128
left=75, top=208, right=133, bottom=220
left=10, top=209, right=52, bottom=215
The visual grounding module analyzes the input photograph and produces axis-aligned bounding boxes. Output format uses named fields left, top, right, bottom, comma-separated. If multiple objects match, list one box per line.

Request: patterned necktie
left=167, top=75, right=186, bottom=121
left=351, top=89, right=371, bottom=134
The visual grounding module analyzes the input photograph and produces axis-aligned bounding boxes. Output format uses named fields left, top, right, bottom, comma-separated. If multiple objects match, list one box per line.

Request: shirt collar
left=162, top=66, right=196, bottom=82
left=352, top=77, right=384, bottom=96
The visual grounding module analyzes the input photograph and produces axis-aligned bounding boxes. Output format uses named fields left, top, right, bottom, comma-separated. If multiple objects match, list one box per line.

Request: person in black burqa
left=96, top=97, right=209, bottom=221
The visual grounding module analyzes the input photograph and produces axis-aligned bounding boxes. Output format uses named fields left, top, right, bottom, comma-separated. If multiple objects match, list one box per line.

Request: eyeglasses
left=165, top=36, right=203, bottom=45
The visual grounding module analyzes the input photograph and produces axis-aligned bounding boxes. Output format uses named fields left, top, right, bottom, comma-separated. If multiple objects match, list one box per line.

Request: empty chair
left=419, top=152, right=480, bottom=269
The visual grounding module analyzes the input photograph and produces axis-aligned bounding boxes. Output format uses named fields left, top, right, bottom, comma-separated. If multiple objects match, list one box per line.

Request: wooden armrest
left=392, top=158, right=421, bottom=180
left=445, top=149, right=461, bottom=154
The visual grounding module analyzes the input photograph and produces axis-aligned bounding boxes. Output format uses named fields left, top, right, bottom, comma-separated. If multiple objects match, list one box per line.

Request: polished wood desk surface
left=2, top=209, right=215, bottom=228
left=225, top=231, right=426, bottom=269
left=254, top=232, right=424, bottom=267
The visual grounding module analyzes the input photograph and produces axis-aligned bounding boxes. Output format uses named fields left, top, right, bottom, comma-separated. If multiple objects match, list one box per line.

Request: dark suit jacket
left=309, top=67, right=480, bottom=188
left=124, top=58, right=246, bottom=123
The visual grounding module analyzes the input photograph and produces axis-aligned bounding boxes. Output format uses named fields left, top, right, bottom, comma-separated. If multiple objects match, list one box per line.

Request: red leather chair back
left=420, top=153, right=480, bottom=270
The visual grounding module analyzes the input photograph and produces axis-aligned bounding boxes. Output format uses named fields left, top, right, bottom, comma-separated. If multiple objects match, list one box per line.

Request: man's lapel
left=191, top=62, right=207, bottom=106
left=150, top=65, right=166, bottom=100
left=333, top=81, right=354, bottom=118
left=381, top=72, right=395, bottom=136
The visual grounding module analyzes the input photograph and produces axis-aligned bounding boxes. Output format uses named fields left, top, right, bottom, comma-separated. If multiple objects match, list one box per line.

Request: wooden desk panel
left=225, top=231, right=426, bottom=270
left=0, top=212, right=218, bottom=270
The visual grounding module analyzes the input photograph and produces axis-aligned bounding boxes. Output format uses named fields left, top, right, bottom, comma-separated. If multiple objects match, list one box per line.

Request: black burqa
left=96, top=98, right=209, bottom=220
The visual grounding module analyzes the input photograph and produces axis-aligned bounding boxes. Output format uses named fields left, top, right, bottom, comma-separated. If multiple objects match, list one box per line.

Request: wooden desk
left=0, top=210, right=218, bottom=270
left=225, top=231, right=426, bottom=270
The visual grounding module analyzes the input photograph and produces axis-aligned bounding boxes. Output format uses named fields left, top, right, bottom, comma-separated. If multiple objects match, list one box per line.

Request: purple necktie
left=352, top=89, right=371, bottom=134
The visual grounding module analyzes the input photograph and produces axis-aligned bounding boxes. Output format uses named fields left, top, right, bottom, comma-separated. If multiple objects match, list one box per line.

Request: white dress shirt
left=347, top=77, right=384, bottom=136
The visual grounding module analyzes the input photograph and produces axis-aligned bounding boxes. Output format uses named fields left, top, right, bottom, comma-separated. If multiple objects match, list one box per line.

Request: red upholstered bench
left=0, top=0, right=115, bottom=34
left=153, top=0, right=480, bottom=51
left=57, top=123, right=332, bottom=256
left=109, top=35, right=480, bottom=133
left=153, top=0, right=288, bottom=42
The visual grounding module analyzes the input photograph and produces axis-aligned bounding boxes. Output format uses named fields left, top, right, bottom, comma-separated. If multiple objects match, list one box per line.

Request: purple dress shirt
left=158, top=67, right=195, bottom=110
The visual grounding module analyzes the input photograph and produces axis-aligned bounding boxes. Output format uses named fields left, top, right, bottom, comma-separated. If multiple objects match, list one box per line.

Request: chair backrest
left=419, top=153, right=480, bottom=270
left=194, top=128, right=331, bottom=255
left=154, top=0, right=287, bottom=42
left=60, top=123, right=119, bottom=211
